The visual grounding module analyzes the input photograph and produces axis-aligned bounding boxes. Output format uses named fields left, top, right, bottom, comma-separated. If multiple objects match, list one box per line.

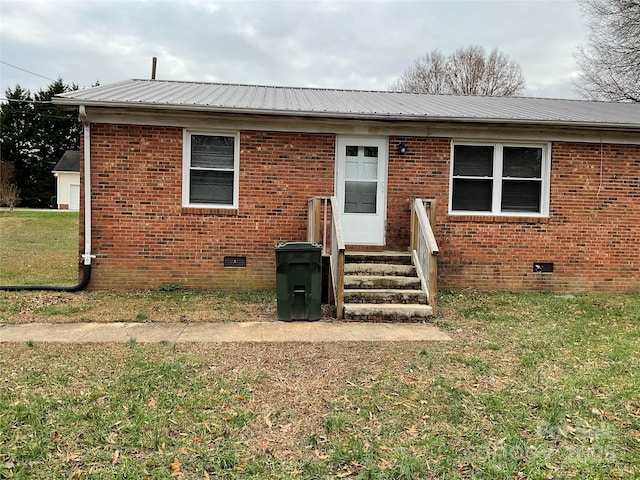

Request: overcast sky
left=1, top=0, right=590, bottom=100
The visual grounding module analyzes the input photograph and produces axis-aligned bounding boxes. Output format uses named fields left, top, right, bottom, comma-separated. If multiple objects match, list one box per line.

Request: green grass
left=1, top=211, right=638, bottom=477
left=0, top=211, right=278, bottom=323
left=1, top=291, right=639, bottom=478
left=0, top=210, right=79, bottom=285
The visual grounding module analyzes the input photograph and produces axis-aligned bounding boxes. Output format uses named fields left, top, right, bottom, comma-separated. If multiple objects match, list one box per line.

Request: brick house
left=54, top=80, right=640, bottom=318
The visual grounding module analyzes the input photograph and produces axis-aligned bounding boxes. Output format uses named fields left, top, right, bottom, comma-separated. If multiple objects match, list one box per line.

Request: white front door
left=335, top=137, right=388, bottom=245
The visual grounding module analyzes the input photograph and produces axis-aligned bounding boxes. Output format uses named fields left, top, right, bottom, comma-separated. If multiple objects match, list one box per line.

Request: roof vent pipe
left=151, top=57, right=157, bottom=80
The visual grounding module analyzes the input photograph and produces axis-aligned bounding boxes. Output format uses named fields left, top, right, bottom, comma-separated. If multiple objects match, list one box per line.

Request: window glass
left=451, top=143, right=548, bottom=215
left=503, top=147, right=542, bottom=178
left=364, top=146, right=378, bottom=158
left=453, top=145, right=493, bottom=176
left=191, top=135, right=234, bottom=169
left=186, top=133, right=237, bottom=206
left=190, top=170, right=234, bottom=205
left=345, top=181, right=377, bottom=214
left=452, top=179, right=492, bottom=211
left=345, top=146, right=358, bottom=157
left=501, top=180, right=541, bottom=212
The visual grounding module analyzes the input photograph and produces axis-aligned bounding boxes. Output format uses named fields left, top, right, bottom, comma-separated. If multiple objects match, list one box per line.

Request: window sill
left=447, top=214, right=549, bottom=224
left=181, top=207, right=239, bottom=216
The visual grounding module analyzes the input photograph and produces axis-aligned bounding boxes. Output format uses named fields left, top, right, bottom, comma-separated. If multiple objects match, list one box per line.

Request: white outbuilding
left=52, top=150, right=80, bottom=210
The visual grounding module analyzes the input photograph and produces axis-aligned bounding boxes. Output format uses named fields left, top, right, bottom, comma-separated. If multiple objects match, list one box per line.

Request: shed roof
left=53, top=150, right=80, bottom=173
left=54, top=79, right=640, bottom=129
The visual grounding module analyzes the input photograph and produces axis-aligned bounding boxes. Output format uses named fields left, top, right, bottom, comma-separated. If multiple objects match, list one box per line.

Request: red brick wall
left=81, top=125, right=639, bottom=292
left=81, top=125, right=335, bottom=289
left=386, top=137, right=451, bottom=250
left=384, top=137, right=640, bottom=292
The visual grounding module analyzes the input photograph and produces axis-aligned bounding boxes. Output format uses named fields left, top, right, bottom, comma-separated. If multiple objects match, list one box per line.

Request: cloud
left=1, top=0, right=589, bottom=99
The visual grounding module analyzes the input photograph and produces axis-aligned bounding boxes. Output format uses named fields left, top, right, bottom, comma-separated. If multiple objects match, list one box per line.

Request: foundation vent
left=224, top=256, right=247, bottom=268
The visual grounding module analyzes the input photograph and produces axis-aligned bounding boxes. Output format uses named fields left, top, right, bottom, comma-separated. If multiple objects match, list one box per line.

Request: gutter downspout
left=0, top=106, right=94, bottom=292
left=79, top=105, right=94, bottom=269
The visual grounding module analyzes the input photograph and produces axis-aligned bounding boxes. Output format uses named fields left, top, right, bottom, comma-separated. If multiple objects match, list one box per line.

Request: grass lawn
left=1, top=291, right=639, bottom=479
left=0, top=210, right=79, bottom=285
left=1, top=211, right=639, bottom=478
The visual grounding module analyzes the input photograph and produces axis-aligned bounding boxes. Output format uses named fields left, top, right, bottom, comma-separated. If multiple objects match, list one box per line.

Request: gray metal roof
left=55, top=79, right=640, bottom=129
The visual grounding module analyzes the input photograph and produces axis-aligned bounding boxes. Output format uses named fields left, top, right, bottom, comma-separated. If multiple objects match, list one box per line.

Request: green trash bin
left=275, top=242, right=323, bottom=321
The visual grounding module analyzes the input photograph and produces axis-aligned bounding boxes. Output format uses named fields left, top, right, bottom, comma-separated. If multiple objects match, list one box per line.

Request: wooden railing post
left=307, top=197, right=321, bottom=244
left=410, top=198, right=439, bottom=316
left=410, top=202, right=418, bottom=252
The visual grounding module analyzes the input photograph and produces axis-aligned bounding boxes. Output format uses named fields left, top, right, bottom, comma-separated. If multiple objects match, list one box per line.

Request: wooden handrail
left=307, top=196, right=345, bottom=319
left=329, top=196, right=345, bottom=320
left=410, top=198, right=439, bottom=315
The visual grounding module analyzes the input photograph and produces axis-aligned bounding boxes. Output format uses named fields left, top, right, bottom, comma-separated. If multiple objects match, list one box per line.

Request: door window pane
left=345, top=145, right=358, bottom=157
left=364, top=146, right=378, bottom=158
left=345, top=181, right=377, bottom=214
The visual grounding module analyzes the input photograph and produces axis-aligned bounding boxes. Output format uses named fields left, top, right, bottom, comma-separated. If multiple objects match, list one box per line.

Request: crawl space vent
left=224, top=256, right=247, bottom=268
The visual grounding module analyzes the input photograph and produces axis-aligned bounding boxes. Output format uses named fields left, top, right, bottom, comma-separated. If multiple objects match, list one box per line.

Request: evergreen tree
left=0, top=79, right=80, bottom=207
left=1, top=85, right=34, bottom=205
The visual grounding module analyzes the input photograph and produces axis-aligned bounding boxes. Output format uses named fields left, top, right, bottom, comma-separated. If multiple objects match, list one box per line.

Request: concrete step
left=343, top=288, right=427, bottom=304
left=345, top=251, right=412, bottom=265
left=344, top=263, right=416, bottom=276
left=343, top=303, right=433, bottom=322
left=341, top=250, right=431, bottom=322
left=344, top=275, right=421, bottom=289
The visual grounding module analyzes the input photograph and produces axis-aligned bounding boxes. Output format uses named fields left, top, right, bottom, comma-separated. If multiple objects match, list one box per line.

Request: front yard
left=1, top=290, right=639, bottom=479
left=1, top=210, right=639, bottom=478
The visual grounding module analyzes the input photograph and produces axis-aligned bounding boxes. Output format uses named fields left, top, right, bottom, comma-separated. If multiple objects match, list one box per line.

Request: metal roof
left=54, top=79, right=640, bottom=129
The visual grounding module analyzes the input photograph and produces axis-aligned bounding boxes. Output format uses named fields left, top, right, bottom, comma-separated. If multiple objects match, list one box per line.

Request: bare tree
left=391, top=46, right=526, bottom=96
left=0, top=184, right=21, bottom=212
left=392, top=50, right=449, bottom=94
left=575, top=0, right=640, bottom=102
left=0, top=161, right=21, bottom=212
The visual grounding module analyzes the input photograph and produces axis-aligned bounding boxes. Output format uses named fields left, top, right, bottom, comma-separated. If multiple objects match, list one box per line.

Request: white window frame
left=449, top=140, right=551, bottom=217
left=182, top=130, right=240, bottom=209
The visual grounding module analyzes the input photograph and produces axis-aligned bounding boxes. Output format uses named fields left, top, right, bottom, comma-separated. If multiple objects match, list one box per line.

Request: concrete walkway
left=0, top=321, right=451, bottom=343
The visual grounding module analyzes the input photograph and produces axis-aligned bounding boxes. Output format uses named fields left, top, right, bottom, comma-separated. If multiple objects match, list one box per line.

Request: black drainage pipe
left=0, top=264, right=91, bottom=292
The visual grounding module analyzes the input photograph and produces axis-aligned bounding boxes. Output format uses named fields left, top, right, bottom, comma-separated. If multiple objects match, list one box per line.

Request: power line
left=0, top=60, right=57, bottom=82
left=0, top=97, right=54, bottom=104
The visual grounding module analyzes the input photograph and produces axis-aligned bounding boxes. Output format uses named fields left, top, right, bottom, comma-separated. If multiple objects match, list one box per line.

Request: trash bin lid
left=275, top=242, right=322, bottom=251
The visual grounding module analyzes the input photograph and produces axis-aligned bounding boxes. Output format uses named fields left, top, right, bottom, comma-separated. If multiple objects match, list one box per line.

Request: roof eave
left=52, top=98, right=640, bottom=131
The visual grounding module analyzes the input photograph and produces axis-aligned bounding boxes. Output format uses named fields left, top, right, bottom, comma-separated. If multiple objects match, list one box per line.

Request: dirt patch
left=0, top=290, right=288, bottom=324
left=205, top=342, right=413, bottom=460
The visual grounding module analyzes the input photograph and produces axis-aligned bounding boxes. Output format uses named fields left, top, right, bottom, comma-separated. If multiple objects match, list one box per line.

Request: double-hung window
left=450, top=142, right=550, bottom=216
left=183, top=131, right=239, bottom=208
